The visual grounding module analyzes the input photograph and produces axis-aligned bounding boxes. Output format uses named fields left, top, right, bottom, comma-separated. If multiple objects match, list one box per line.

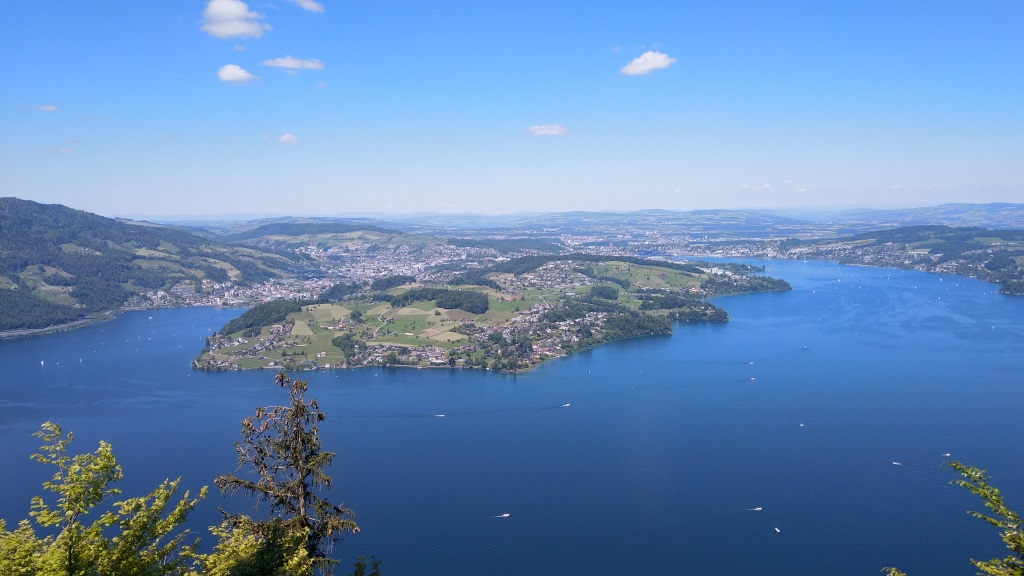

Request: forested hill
left=0, top=198, right=295, bottom=332
left=222, top=221, right=402, bottom=242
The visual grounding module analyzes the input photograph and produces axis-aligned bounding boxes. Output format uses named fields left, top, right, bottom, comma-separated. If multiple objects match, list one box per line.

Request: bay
left=1, top=259, right=1022, bottom=575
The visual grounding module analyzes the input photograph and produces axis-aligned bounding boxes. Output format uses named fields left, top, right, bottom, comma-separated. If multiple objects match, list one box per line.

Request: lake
left=2, top=259, right=1022, bottom=575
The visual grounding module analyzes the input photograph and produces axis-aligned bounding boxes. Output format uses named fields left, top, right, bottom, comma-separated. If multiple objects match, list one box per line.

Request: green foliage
left=0, top=422, right=205, bottom=576
left=2, top=377, right=372, bottom=575
left=1001, top=280, right=1024, bottom=296
left=331, top=333, right=367, bottom=360
left=214, top=373, right=359, bottom=575
left=71, top=276, right=132, bottom=312
left=375, top=287, right=489, bottom=314
left=639, top=292, right=695, bottom=310
left=589, top=285, right=619, bottom=300
left=600, top=312, right=672, bottom=339
left=949, top=462, right=1024, bottom=576
left=701, top=275, right=791, bottom=296
left=543, top=295, right=628, bottom=322
left=435, top=290, right=488, bottom=314
left=317, top=282, right=365, bottom=303
left=576, top=267, right=631, bottom=288
left=449, top=271, right=501, bottom=290
left=349, top=555, right=382, bottom=576
left=667, top=304, right=729, bottom=323
left=221, top=300, right=308, bottom=337
left=0, top=287, right=85, bottom=330
left=197, top=517, right=313, bottom=576
left=885, top=462, right=1023, bottom=576
left=369, top=275, right=415, bottom=291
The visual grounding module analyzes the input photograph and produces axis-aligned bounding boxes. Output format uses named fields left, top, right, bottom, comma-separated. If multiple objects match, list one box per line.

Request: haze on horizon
left=1, top=1, right=1022, bottom=218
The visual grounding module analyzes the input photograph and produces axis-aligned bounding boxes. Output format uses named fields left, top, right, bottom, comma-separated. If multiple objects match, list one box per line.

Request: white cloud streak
left=278, top=133, right=299, bottom=143
left=287, top=0, right=324, bottom=13
left=261, top=56, right=324, bottom=70
left=35, top=104, right=60, bottom=112
left=620, top=51, right=676, bottom=76
left=201, top=0, right=269, bottom=39
left=527, top=124, right=569, bottom=136
left=217, top=64, right=257, bottom=83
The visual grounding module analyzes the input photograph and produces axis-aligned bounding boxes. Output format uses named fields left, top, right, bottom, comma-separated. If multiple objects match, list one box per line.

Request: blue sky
left=2, top=1, right=1022, bottom=217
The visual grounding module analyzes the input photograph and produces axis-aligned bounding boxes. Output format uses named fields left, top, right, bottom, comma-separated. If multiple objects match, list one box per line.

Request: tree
left=213, top=373, right=359, bottom=575
left=0, top=422, right=206, bottom=576
left=885, top=461, right=1023, bottom=576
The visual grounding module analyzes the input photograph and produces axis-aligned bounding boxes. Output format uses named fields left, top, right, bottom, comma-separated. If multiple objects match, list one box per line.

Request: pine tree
left=214, top=373, right=358, bottom=575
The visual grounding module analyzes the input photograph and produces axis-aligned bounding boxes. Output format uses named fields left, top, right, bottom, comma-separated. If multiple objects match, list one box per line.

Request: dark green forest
left=373, top=288, right=489, bottom=314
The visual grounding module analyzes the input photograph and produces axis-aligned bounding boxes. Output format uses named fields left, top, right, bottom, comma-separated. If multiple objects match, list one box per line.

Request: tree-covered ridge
left=0, top=198, right=296, bottom=331
left=222, top=222, right=401, bottom=242
left=779, top=225, right=1024, bottom=294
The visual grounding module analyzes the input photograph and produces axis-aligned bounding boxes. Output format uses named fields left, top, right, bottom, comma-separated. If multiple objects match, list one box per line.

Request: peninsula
left=194, top=256, right=790, bottom=372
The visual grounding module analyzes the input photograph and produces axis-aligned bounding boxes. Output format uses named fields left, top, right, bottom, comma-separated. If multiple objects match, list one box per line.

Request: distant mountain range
left=166, top=203, right=1024, bottom=237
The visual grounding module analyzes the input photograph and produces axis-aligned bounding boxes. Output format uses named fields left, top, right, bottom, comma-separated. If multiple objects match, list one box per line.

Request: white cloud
left=278, top=133, right=299, bottom=143
left=217, top=64, right=257, bottom=83
left=527, top=124, right=569, bottom=136
left=261, top=56, right=324, bottom=70
left=201, top=0, right=269, bottom=39
left=287, top=0, right=324, bottom=13
left=35, top=104, right=59, bottom=112
left=620, top=51, right=676, bottom=76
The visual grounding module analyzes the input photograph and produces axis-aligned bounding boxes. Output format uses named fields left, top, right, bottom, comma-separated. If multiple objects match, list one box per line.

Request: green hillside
left=0, top=198, right=296, bottom=331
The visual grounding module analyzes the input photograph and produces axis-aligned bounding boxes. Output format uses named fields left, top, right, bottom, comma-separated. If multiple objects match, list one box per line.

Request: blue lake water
left=1, top=259, right=1022, bottom=575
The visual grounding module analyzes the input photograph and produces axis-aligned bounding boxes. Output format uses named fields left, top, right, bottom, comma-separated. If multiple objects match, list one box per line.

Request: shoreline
left=0, top=316, right=104, bottom=341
